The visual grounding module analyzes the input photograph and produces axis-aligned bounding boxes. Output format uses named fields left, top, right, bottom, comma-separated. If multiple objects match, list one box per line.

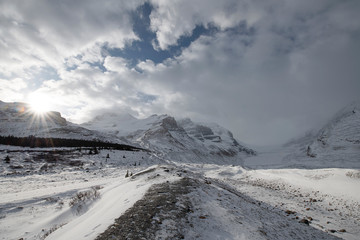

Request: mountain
left=0, top=101, right=121, bottom=143
left=0, top=100, right=255, bottom=164
left=82, top=113, right=255, bottom=164
left=307, top=102, right=360, bottom=157
left=2, top=101, right=359, bottom=240
left=284, top=101, right=360, bottom=168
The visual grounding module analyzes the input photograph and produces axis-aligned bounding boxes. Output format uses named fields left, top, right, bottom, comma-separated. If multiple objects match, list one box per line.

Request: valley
left=0, top=100, right=359, bottom=239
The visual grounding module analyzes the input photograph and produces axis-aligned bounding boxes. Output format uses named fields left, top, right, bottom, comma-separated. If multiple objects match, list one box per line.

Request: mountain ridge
left=0, top=100, right=255, bottom=164
left=83, top=113, right=256, bottom=164
left=282, top=101, right=360, bottom=168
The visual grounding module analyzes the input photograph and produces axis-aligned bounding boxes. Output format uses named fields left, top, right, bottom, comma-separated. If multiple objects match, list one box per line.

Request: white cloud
left=132, top=0, right=360, bottom=144
left=0, top=78, right=28, bottom=101
left=149, top=0, right=264, bottom=49
left=1, top=0, right=359, bottom=145
left=0, top=0, right=143, bottom=76
left=103, top=56, right=129, bottom=72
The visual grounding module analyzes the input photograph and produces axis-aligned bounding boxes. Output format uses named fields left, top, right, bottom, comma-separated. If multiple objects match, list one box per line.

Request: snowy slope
left=0, top=100, right=255, bottom=165
left=308, top=102, right=360, bottom=158
left=281, top=102, right=360, bottom=169
left=0, top=148, right=163, bottom=240
left=2, top=157, right=356, bottom=240
left=1, top=100, right=359, bottom=240
left=0, top=101, right=123, bottom=143
left=82, top=113, right=255, bottom=164
left=198, top=164, right=360, bottom=240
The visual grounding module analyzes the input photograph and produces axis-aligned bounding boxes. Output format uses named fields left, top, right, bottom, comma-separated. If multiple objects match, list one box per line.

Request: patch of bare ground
left=95, top=177, right=198, bottom=240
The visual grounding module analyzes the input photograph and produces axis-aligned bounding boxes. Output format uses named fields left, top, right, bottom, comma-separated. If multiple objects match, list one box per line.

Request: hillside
left=0, top=100, right=255, bottom=165
left=82, top=113, right=255, bottom=164
left=261, top=102, right=360, bottom=169
left=0, top=101, right=359, bottom=240
left=0, top=101, right=122, bottom=143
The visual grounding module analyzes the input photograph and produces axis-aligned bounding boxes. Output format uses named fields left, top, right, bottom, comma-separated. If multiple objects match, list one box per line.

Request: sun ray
left=25, top=93, right=58, bottom=136
left=29, top=95, right=52, bottom=114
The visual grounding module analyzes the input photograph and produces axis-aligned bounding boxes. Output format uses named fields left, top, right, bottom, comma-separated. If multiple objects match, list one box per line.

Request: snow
left=82, top=113, right=255, bottom=164
left=1, top=145, right=359, bottom=239
left=0, top=148, right=162, bottom=240
left=46, top=166, right=181, bottom=240
left=0, top=101, right=359, bottom=239
left=195, top=164, right=360, bottom=239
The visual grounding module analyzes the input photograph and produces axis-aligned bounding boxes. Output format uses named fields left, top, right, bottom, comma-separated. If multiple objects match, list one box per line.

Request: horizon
left=2, top=98, right=358, bottom=148
left=1, top=1, right=359, bottom=145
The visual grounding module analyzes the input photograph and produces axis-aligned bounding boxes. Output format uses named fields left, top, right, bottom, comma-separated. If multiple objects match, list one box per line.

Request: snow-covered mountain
left=1, top=100, right=359, bottom=240
left=0, top=101, right=120, bottom=142
left=0, top=100, right=255, bottom=164
left=283, top=101, right=360, bottom=168
left=307, top=102, right=360, bottom=157
left=82, top=113, right=255, bottom=164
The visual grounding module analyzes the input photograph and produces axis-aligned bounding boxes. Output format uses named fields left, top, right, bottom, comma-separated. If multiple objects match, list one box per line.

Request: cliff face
left=0, top=100, right=256, bottom=164
left=83, top=113, right=256, bottom=164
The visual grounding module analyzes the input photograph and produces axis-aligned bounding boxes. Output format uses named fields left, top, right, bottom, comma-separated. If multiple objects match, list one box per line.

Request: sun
left=28, top=94, right=53, bottom=114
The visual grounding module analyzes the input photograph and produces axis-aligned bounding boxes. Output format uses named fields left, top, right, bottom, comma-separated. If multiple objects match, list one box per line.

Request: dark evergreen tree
left=93, top=147, right=99, bottom=154
left=4, top=155, right=10, bottom=164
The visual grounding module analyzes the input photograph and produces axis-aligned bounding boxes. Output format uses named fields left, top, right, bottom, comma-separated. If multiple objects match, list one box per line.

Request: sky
left=0, top=0, right=360, bottom=145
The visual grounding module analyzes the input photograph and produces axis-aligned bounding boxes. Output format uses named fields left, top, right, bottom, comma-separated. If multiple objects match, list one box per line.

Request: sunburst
left=28, top=94, right=52, bottom=114
left=25, top=93, right=57, bottom=138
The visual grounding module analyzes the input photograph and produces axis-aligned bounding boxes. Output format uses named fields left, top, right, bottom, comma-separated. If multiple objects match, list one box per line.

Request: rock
left=285, top=210, right=297, bottom=215
left=299, top=218, right=310, bottom=225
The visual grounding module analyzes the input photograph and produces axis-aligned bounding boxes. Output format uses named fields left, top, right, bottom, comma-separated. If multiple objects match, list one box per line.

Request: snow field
left=0, top=148, right=162, bottom=240
left=198, top=164, right=360, bottom=240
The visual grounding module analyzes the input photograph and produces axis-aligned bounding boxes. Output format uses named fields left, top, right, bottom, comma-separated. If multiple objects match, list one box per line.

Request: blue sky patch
left=137, top=91, right=157, bottom=103
left=104, top=2, right=219, bottom=68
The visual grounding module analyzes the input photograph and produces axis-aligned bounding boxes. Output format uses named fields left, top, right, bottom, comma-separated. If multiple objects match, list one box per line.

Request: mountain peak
left=283, top=101, right=360, bottom=168
left=83, top=112, right=255, bottom=163
left=92, top=112, right=136, bottom=122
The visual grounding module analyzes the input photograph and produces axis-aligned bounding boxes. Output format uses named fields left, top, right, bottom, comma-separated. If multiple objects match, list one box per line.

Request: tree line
left=0, top=135, right=144, bottom=151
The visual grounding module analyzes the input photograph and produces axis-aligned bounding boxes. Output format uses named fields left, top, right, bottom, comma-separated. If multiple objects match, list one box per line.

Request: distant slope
left=0, top=101, right=123, bottom=143
left=306, top=102, right=360, bottom=162
left=284, top=102, right=360, bottom=168
left=83, top=113, right=255, bottom=164
left=0, top=100, right=255, bottom=164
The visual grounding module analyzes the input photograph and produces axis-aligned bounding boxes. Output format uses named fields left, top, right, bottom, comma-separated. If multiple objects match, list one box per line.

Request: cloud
left=0, top=0, right=143, bottom=75
left=134, top=0, right=360, bottom=144
left=149, top=0, right=263, bottom=49
left=0, top=78, right=28, bottom=101
left=1, top=0, right=359, bottom=145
